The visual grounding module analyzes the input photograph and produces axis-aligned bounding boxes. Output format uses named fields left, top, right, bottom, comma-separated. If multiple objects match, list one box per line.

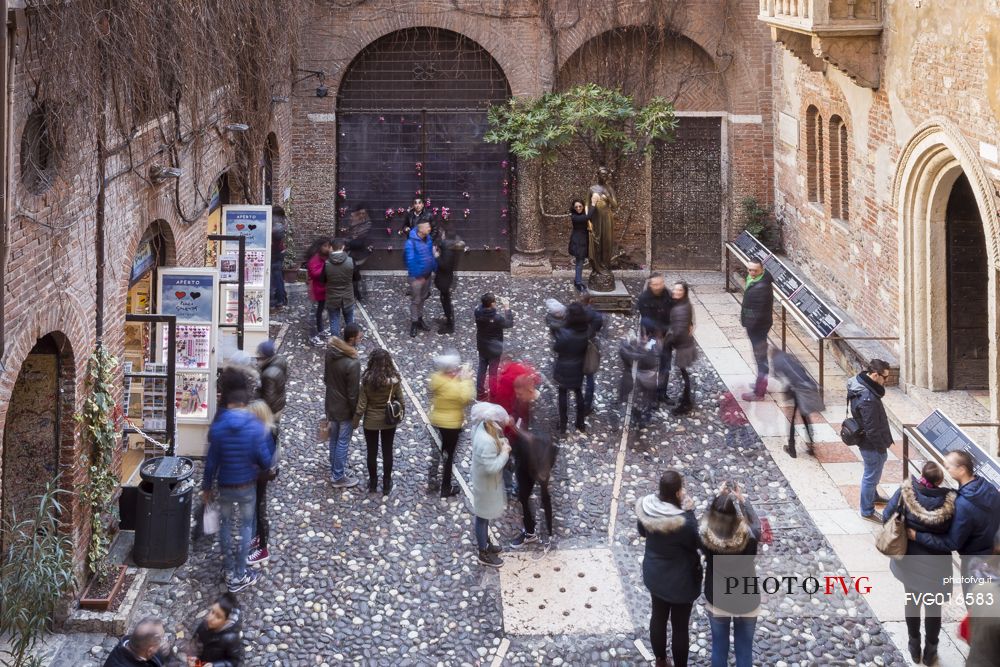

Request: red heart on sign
left=235, top=223, right=245, bottom=230
left=175, top=291, right=186, bottom=298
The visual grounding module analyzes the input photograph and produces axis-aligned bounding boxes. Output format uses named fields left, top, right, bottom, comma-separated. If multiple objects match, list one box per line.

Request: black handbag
left=384, top=383, right=403, bottom=426
left=840, top=396, right=865, bottom=447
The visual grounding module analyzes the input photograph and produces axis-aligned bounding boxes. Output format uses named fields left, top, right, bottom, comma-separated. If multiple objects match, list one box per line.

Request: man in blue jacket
left=909, top=450, right=1000, bottom=589
left=404, top=221, right=437, bottom=337
left=203, top=389, right=272, bottom=593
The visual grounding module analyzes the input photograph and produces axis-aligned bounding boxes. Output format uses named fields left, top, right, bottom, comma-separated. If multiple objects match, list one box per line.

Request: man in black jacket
left=849, top=359, right=894, bottom=522
left=103, top=617, right=174, bottom=667
left=740, top=261, right=774, bottom=401
left=400, top=196, right=433, bottom=237
left=474, top=293, right=514, bottom=399
left=636, top=274, right=673, bottom=401
left=256, top=340, right=287, bottom=420
left=434, top=233, right=465, bottom=334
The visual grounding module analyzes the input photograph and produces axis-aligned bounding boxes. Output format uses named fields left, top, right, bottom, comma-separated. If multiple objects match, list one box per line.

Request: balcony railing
left=758, top=0, right=882, bottom=34
left=758, top=0, right=883, bottom=87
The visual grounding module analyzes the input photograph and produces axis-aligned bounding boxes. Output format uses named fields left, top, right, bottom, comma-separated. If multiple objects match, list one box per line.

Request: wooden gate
left=650, top=117, right=723, bottom=270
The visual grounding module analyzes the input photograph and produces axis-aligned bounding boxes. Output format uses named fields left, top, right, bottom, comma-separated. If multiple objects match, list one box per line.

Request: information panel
left=789, top=286, right=843, bottom=338
left=730, top=230, right=771, bottom=264
left=915, top=410, right=1000, bottom=490
left=763, top=255, right=803, bottom=299
left=220, top=205, right=271, bottom=350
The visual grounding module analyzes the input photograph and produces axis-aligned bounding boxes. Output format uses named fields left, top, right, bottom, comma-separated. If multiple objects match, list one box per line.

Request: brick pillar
left=510, top=161, right=551, bottom=276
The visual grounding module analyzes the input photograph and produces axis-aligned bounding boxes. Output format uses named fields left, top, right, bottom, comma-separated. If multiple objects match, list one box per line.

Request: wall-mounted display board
left=221, top=206, right=272, bottom=353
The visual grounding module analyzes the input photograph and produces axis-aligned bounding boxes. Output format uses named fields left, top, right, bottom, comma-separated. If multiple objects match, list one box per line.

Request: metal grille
left=337, top=29, right=512, bottom=270
left=650, top=117, right=723, bottom=270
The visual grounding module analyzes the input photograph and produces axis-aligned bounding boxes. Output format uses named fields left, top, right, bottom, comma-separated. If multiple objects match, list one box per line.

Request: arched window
left=806, top=106, right=824, bottom=204
left=828, top=115, right=847, bottom=219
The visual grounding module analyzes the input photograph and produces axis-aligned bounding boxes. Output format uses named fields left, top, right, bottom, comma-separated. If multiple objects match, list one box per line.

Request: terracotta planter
left=283, top=268, right=303, bottom=283
left=79, top=564, right=127, bottom=611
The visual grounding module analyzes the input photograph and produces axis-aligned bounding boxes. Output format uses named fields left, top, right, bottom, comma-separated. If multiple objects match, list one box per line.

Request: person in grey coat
left=323, top=238, right=356, bottom=338
left=772, top=348, right=825, bottom=458
left=667, top=281, right=696, bottom=416
left=469, top=402, right=511, bottom=568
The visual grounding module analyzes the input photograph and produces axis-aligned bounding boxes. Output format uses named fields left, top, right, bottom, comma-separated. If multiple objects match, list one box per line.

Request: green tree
left=484, top=83, right=677, bottom=175
left=0, top=483, right=77, bottom=667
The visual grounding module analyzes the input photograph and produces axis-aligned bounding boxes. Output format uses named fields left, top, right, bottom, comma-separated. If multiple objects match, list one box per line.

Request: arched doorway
left=554, top=28, right=728, bottom=269
left=895, top=121, right=1000, bottom=409
left=946, top=174, right=989, bottom=389
left=1, top=334, right=73, bottom=551
left=336, top=28, right=513, bottom=270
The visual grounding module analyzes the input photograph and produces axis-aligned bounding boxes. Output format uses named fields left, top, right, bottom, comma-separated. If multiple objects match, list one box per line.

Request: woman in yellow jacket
left=428, top=352, right=475, bottom=497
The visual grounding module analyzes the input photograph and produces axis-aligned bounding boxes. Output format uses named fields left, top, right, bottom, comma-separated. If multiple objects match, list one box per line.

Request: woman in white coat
left=470, top=402, right=511, bottom=568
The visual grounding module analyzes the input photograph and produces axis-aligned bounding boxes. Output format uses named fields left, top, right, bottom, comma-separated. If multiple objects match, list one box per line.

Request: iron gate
left=336, top=28, right=513, bottom=270
left=650, top=116, right=723, bottom=270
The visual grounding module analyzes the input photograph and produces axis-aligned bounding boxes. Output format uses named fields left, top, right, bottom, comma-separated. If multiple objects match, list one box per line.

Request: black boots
left=416, top=317, right=431, bottom=331
left=437, top=319, right=454, bottom=334
left=410, top=322, right=418, bottom=337
left=922, top=641, right=937, bottom=665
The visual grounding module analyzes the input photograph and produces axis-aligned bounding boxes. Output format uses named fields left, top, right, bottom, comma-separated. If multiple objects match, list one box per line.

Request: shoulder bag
left=874, top=504, right=907, bottom=557
left=384, top=383, right=403, bottom=427
left=839, top=396, right=865, bottom=447
left=583, top=340, right=600, bottom=375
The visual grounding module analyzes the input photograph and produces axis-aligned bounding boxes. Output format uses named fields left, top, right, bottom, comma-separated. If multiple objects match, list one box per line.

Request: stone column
left=510, top=160, right=552, bottom=276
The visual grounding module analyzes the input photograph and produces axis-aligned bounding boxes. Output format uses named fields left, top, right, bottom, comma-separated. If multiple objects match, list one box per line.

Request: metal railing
left=725, top=243, right=897, bottom=390
left=902, top=422, right=1000, bottom=483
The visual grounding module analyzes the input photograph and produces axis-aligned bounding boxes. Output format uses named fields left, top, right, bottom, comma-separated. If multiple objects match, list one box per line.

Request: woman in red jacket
left=305, top=238, right=332, bottom=346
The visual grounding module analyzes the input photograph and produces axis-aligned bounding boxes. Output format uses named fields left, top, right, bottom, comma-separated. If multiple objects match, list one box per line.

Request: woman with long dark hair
left=305, top=238, right=332, bottom=346
left=700, top=482, right=761, bottom=667
left=552, top=302, right=590, bottom=433
left=353, top=348, right=404, bottom=495
left=568, top=199, right=593, bottom=292
left=668, top=281, right=696, bottom=415
left=637, top=469, right=702, bottom=667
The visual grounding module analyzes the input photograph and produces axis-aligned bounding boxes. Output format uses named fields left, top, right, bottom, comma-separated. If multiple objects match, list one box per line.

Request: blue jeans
left=328, top=419, right=354, bottom=481
left=708, top=612, right=757, bottom=667
left=574, top=257, right=584, bottom=287
left=474, top=516, right=490, bottom=550
left=327, top=303, right=356, bottom=338
left=859, top=447, right=888, bottom=516
left=218, top=484, right=256, bottom=580
left=747, top=329, right=769, bottom=379
left=270, top=261, right=286, bottom=306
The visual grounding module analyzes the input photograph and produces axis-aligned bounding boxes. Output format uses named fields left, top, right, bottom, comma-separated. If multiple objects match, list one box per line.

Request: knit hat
left=256, top=340, right=276, bottom=359
left=469, top=401, right=509, bottom=425
left=433, top=352, right=462, bottom=371
left=545, top=298, right=566, bottom=317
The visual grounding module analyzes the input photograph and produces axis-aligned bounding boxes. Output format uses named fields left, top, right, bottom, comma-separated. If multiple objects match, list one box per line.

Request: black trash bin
left=133, top=456, right=195, bottom=568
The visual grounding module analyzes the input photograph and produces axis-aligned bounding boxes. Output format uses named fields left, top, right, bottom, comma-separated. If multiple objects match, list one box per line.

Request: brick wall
left=770, top=2, right=1000, bottom=345
left=0, top=49, right=292, bottom=578
left=291, top=0, right=774, bottom=269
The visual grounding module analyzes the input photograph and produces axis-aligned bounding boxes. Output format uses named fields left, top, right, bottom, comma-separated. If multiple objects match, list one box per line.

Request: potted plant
left=0, top=482, right=77, bottom=667
left=741, top=196, right=781, bottom=251
left=76, top=346, right=128, bottom=611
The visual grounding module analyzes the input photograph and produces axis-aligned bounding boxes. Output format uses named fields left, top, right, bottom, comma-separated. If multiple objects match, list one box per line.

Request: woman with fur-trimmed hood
left=881, top=460, right=956, bottom=665
left=699, top=483, right=762, bottom=667
left=636, top=469, right=701, bottom=667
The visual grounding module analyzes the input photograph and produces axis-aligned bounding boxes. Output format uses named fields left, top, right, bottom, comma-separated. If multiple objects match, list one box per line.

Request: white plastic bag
left=203, top=501, right=220, bottom=536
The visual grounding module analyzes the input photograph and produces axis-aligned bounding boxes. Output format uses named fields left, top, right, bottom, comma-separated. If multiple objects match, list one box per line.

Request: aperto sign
left=223, top=208, right=268, bottom=249
left=160, top=274, right=215, bottom=323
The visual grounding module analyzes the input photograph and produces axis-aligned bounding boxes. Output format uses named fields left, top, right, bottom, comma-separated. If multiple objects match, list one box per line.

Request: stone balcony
left=758, top=0, right=883, bottom=88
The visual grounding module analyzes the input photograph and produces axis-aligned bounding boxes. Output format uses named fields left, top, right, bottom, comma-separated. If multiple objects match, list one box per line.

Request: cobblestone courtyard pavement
left=56, top=274, right=907, bottom=666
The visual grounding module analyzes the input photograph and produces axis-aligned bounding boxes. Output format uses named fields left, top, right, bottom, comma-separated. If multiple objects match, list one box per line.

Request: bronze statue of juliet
left=587, top=167, right=617, bottom=292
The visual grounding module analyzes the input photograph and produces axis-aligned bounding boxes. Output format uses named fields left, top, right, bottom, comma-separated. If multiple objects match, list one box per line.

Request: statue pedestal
left=587, top=279, right=633, bottom=313
left=510, top=252, right=552, bottom=277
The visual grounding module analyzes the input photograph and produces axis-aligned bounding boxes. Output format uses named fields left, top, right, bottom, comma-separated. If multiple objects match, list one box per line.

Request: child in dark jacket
left=188, top=593, right=244, bottom=667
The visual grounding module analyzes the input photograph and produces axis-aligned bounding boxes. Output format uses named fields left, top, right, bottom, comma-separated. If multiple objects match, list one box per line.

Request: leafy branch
left=484, top=84, right=677, bottom=175
left=75, top=346, right=120, bottom=579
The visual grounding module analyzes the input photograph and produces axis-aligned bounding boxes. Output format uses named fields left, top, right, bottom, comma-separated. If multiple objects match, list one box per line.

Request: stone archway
left=894, top=121, right=1000, bottom=416
left=0, top=332, right=76, bottom=552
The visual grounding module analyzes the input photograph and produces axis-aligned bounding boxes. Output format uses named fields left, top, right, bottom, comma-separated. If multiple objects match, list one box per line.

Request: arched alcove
left=1, top=333, right=75, bottom=552
left=336, top=28, right=513, bottom=270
